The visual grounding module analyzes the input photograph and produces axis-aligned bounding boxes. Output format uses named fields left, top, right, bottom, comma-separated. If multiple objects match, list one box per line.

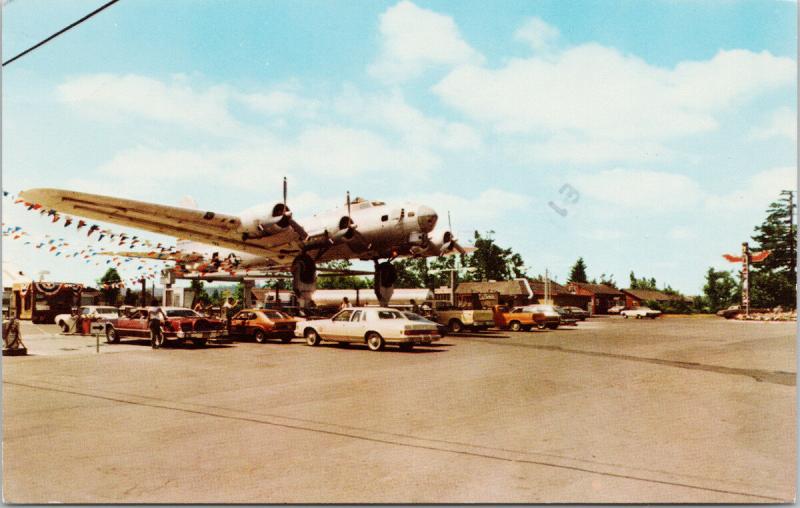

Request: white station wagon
left=301, top=307, right=441, bottom=351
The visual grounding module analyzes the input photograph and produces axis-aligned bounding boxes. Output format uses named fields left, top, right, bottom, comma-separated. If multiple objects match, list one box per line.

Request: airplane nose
left=417, top=205, right=437, bottom=232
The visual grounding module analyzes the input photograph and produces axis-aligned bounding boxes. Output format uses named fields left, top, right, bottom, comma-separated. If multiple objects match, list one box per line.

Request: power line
left=2, top=0, right=121, bottom=66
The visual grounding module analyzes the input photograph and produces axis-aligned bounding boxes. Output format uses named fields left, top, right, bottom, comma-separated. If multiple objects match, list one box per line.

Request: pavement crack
left=457, top=339, right=796, bottom=386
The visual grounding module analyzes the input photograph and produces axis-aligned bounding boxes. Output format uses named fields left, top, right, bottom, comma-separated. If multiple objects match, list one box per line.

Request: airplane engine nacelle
left=412, top=231, right=454, bottom=257
left=238, top=202, right=291, bottom=238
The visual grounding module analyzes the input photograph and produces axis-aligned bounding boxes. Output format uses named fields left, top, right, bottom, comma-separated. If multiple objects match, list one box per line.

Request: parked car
left=553, top=306, right=579, bottom=326
left=522, top=305, right=562, bottom=329
left=105, top=306, right=225, bottom=347
left=54, top=305, right=119, bottom=333
left=560, top=306, right=589, bottom=321
left=401, top=311, right=447, bottom=338
left=492, top=305, right=548, bottom=331
left=229, top=308, right=297, bottom=343
left=620, top=307, right=662, bottom=319
left=430, top=302, right=495, bottom=333
left=607, top=305, right=625, bottom=314
left=300, top=307, right=441, bottom=351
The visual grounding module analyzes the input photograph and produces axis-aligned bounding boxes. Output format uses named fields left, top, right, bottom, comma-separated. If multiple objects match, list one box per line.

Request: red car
left=105, top=306, right=225, bottom=347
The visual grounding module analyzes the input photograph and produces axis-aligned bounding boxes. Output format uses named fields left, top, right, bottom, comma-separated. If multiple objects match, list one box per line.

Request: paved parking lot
left=3, top=317, right=795, bottom=503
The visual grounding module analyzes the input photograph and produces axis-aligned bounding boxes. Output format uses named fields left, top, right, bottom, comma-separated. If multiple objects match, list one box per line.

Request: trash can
left=81, top=318, right=92, bottom=335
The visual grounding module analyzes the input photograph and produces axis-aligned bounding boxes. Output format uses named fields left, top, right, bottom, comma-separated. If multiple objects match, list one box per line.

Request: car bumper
left=387, top=334, right=442, bottom=344
left=173, top=330, right=224, bottom=339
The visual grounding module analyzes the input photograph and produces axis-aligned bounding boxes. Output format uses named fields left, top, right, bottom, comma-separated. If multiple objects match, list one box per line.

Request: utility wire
left=3, top=0, right=121, bottom=66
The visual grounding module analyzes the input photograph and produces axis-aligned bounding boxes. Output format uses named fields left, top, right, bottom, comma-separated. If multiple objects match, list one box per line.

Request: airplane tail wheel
left=377, top=262, right=397, bottom=288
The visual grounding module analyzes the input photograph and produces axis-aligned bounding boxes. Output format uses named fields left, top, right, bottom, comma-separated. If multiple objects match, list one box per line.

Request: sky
left=2, top=0, right=797, bottom=294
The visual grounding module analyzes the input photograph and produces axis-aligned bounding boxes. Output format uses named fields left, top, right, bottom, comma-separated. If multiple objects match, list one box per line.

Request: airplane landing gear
left=374, top=261, right=396, bottom=306
left=292, top=253, right=317, bottom=308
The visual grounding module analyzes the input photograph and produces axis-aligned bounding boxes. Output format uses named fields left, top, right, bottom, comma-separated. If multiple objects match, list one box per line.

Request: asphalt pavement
left=2, top=316, right=795, bottom=503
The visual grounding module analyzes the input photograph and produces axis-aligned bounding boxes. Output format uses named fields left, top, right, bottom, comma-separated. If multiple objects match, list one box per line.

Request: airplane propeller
left=334, top=190, right=371, bottom=251
left=443, top=211, right=466, bottom=255
left=267, top=177, right=307, bottom=239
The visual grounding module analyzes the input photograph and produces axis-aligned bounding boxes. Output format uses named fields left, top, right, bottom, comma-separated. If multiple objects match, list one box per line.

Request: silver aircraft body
left=20, top=182, right=467, bottom=304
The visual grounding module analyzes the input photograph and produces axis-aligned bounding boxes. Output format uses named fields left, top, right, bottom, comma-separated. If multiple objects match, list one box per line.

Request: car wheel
left=150, top=329, right=165, bottom=349
left=635, top=315, right=642, bottom=319
left=399, top=343, right=414, bottom=352
left=449, top=320, right=463, bottom=333
left=59, top=321, right=70, bottom=333
left=106, top=326, right=120, bottom=344
left=366, top=332, right=385, bottom=351
left=305, top=328, right=321, bottom=346
left=623, top=314, right=629, bottom=319
left=509, top=321, right=522, bottom=332
left=536, top=323, right=546, bottom=330
left=254, top=329, right=267, bottom=344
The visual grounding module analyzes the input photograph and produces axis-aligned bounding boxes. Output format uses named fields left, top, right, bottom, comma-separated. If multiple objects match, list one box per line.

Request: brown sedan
left=229, top=309, right=297, bottom=343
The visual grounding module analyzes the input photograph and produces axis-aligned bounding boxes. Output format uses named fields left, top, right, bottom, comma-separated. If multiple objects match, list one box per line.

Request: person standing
left=148, top=307, right=168, bottom=349
left=410, top=299, right=421, bottom=314
left=339, top=297, right=351, bottom=310
left=223, top=297, right=238, bottom=332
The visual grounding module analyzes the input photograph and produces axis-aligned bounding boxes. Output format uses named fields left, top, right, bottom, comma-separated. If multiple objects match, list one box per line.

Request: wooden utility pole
left=741, top=242, right=750, bottom=317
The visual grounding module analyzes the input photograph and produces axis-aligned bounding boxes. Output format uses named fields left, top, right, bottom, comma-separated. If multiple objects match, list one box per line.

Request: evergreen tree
left=629, top=271, right=658, bottom=290
left=568, top=258, right=588, bottom=283
left=465, top=231, right=527, bottom=281
left=750, top=191, right=797, bottom=308
left=701, top=268, right=740, bottom=312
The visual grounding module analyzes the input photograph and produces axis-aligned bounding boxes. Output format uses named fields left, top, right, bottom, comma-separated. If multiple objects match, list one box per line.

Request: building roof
left=621, top=288, right=686, bottom=302
left=528, top=279, right=570, bottom=295
left=569, top=282, right=624, bottom=296
left=455, top=279, right=532, bottom=297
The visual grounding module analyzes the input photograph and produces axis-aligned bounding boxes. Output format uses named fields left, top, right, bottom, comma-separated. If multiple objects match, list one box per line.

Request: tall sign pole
left=741, top=242, right=750, bottom=317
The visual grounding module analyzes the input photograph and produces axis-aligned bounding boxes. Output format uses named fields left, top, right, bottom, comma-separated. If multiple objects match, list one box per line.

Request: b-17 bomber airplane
left=20, top=179, right=468, bottom=306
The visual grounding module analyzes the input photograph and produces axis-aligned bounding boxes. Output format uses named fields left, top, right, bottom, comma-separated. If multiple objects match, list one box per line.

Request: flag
left=751, top=251, right=771, bottom=263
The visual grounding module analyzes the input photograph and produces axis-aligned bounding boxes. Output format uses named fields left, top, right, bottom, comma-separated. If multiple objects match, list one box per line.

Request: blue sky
left=2, top=0, right=797, bottom=293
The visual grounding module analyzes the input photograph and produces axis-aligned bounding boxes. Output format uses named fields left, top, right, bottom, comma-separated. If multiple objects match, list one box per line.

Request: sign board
left=90, top=322, right=105, bottom=335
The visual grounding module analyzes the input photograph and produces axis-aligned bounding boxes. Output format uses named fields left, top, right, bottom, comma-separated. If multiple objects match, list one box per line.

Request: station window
left=408, top=211, right=415, bottom=217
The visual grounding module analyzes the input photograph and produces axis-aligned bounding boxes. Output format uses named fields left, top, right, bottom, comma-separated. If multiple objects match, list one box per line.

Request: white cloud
left=400, top=188, right=531, bottom=231
left=750, top=107, right=797, bottom=141
left=334, top=88, right=482, bottom=151
left=433, top=46, right=794, bottom=142
left=57, top=73, right=240, bottom=133
left=575, top=168, right=704, bottom=209
left=506, top=134, right=672, bottom=164
left=368, top=0, right=484, bottom=82
left=515, top=17, right=560, bottom=51
left=238, top=90, right=320, bottom=118
left=705, top=166, right=797, bottom=211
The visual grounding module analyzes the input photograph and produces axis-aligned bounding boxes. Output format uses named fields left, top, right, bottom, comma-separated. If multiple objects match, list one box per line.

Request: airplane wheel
left=305, top=328, right=321, bottom=346
left=366, top=332, right=385, bottom=351
left=376, top=262, right=397, bottom=287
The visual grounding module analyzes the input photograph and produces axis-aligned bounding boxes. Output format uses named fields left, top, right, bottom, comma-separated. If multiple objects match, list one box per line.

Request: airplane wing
left=97, top=250, right=206, bottom=262
left=19, top=188, right=305, bottom=266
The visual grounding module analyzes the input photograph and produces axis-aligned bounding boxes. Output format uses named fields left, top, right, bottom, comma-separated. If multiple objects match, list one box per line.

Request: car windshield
left=260, top=310, right=286, bottom=320
left=402, top=312, right=429, bottom=322
left=96, top=307, right=118, bottom=314
left=165, top=309, right=200, bottom=317
left=377, top=310, right=403, bottom=319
